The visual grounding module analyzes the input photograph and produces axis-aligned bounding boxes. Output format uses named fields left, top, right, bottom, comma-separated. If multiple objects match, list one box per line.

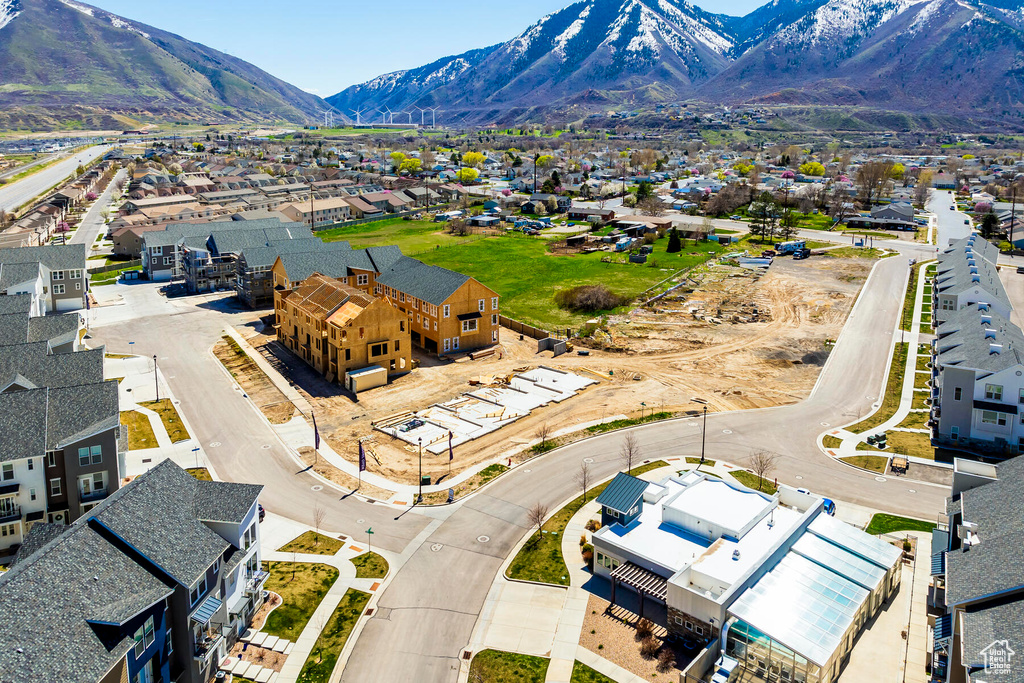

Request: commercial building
left=593, top=470, right=902, bottom=683
left=930, top=456, right=1024, bottom=683
left=0, top=460, right=266, bottom=683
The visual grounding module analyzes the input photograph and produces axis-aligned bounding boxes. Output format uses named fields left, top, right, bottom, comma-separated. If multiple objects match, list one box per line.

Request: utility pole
left=1011, top=186, right=1017, bottom=248
left=699, top=405, right=708, bottom=466
left=417, top=437, right=424, bottom=505
left=153, top=355, right=159, bottom=402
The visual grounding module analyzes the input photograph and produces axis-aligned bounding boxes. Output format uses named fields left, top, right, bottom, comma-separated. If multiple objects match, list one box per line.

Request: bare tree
left=535, top=423, right=551, bottom=449
left=855, top=160, right=896, bottom=207
left=620, top=432, right=641, bottom=475
left=527, top=502, right=549, bottom=535
left=747, top=449, right=779, bottom=491
left=575, top=460, right=592, bottom=502
left=312, top=611, right=329, bottom=662
left=312, top=504, right=326, bottom=546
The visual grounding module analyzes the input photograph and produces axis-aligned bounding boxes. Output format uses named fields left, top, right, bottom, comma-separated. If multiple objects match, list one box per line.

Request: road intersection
left=89, top=223, right=946, bottom=683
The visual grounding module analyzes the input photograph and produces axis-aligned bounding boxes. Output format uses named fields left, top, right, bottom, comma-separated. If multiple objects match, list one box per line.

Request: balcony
left=80, top=488, right=108, bottom=504
left=245, top=569, right=270, bottom=595
left=192, top=630, right=224, bottom=663
left=0, top=505, right=21, bottom=524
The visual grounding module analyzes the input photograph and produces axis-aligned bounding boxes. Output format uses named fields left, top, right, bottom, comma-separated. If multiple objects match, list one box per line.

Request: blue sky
left=89, top=0, right=769, bottom=96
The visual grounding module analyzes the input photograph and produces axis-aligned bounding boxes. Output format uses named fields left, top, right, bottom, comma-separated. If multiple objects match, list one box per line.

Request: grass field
left=506, top=461, right=669, bottom=586
left=90, top=265, right=137, bottom=285
left=297, top=589, right=371, bottom=683
left=120, top=411, right=157, bottom=450
left=571, top=661, right=617, bottom=683
left=469, top=650, right=549, bottom=683
left=840, top=455, right=889, bottom=473
left=846, top=343, right=908, bottom=434
left=186, top=468, right=212, bottom=481
left=351, top=552, right=389, bottom=579
left=729, top=470, right=778, bottom=494
left=822, top=435, right=842, bottom=450
left=860, top=431, right=935, bottom=459
left=318, top=217, right=484, bottom=255
left=262, top=562, right=339, bottom=641
left=278, top=531, right=343, bottom=556
left=824, top=247, right=893, bottom=259
left=865, top=514, right=936, bottom=535
left=139, top=399, right=190, bottom=443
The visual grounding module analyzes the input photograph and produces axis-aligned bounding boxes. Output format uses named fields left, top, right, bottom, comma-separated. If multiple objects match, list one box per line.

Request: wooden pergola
left=610, top=561, right=668, bottom=620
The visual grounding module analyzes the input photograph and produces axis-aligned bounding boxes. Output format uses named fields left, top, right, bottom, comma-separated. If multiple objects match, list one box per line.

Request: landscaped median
left=468, top=649, right=549, bottom=683
left=262, top=562, right=339, bottom=641
left=505, top=461, right=669, bottom=586
left=139, top=399, right=190, bottom=443
left=865, top=513, right=936, bottom=535
left=278, top=531, right=344, bottom=556
left=296, top=589, right=371, bottom=683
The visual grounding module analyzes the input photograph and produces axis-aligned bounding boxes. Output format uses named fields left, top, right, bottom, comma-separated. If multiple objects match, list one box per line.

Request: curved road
left=0, top=145, right=111, bottom=214
left=91, top=231, right=944, bottom=683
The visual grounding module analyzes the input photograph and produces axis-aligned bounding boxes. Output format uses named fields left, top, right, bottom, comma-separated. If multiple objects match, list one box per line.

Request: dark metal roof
left=932, top=551, right=946, bottom=577
left=0, top=483, right=19, bottom=495
left=594, top=472, right=648, bottom=515
left=973, top=400, right=1018, bottom=415
left=191, top=594, right=222, bottom=626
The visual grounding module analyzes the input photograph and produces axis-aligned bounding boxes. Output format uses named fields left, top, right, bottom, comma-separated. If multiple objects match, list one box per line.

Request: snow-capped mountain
left=329, top=0, right=1024, bottom=123
left=328, top=0, right=738, bottom=115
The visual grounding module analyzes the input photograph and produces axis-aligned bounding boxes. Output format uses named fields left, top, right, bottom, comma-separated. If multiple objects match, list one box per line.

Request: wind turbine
left=414, top=107, right=427, bottom=126
left=382, top=106, right=395, bottom=125
left=351, top=108, right=368, bottom=125
left=403, top=111, right=415, bottom=125
left=427, top=107, right=441, bottom=128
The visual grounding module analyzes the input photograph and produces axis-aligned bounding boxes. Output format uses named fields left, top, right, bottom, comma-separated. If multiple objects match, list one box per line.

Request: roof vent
left=990, top=343, right=1002, bottom=355
left=979, top=303, right=990, bottom=312
left=972, top=275, right=981, bottom=283
left=981, top=315, right=992, bottom=325
left=985, top=329, right=997, bottom=340
left=732, top=549, right=741, bottom=560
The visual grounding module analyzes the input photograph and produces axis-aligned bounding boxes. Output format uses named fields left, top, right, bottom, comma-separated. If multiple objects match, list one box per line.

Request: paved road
left=0, top=145, right=111, bottom=214
left=928, top=189, right=971, bottom=249
left=0, top=153, right=58, bottom=181
left=90, top=237, right=947, bottom=683
left=70, top=168, right=125, bottom=246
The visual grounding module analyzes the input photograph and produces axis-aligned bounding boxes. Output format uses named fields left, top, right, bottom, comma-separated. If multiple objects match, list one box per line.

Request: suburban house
left=567, top=207, right=616, bottom=224
left=0, top=461, right=266, bottom=683
left=932, top=304, right=1024, bottom=453
left=274, top=273, right=412, bottom=387
left=279, top=197, right=353, bottom=228
left=931, top=235, right=1010, bottom=326
left=592, top=470, right=902, bottom=683
left=846, top=203, right=917, bottom=231
left=0, top=299, right=122, bottom=557
left=930, top=456, right=1024, bottom=683
left=0, top=244, right=88, bottom=314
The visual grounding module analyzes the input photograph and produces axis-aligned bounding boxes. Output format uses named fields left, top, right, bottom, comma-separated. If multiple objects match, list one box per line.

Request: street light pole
left=417, top=437, right=423, bottom=505
left=153, top=355, right=159, bottom=402
left=700, top=405, right=708, bottom=466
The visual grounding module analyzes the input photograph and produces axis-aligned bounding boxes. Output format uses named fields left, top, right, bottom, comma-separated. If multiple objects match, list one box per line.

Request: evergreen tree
left=666, top=227, right=682, bottom=254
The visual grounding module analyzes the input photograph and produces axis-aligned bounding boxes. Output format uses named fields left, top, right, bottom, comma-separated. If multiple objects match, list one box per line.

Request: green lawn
left=90, top=265, right=137, bottom=284
left=840, top=455, right=889, bottom=473
left=571, top=661, right=617, bottom=683
left=318, top=217, right=484, bottom=254
left=846, top=343, right=908, bottom=434
left=912, top=392, right=931, bottom=410
left=859, top=431, right=935, bottom=459
left=865, top=513, right=936, bottom=536
left=262, top=562, right=339, bottom=641
left=824, top=247, right=893, bottom=259
left=916, top=356, right=931, bottom=372
left=417, top=236, right=717, bottom=328
left=469, top=650, right=549, bottom=683
left=901, top=262, right=927, bottom=332
left=822, top=435, right=842, bottom=450
left=897, top=411, right=930, bottom=430
left=297, top=589, right=371, bottom=683
left=685, top=457, right=717, bottom=467
left=586, top=412, right=674, bottom=435
left=139, top=399, right=190, bottom=443
left=729, top=470, right=778, bottom=494
left=351, top=551, right=389, bottom=579
left=506, top=461, right=669, bottom=586
left=840, top=230, right=897, bottom=240
left=186, top=468, right=212, bottom=481
left=278, top=531, right=343, bottom=556
left=120, top=410, right=157, bottom=450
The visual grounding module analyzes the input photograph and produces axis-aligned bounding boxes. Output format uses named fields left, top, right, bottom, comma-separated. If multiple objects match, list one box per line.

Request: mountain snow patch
left=0, top=0, right=20, bottom=32
left=109, top=15, right=150, bottom=39
left=772, top=0, right=931, bottom=48
left=58, top=0, right=94, bottom=16
left=554, top=2, right=593, bottom=58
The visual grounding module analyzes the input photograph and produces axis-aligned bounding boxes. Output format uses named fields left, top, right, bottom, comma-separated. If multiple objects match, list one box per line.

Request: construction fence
left=500, top=315, right=549, bottom=341
left=87, top=259, right=141, bottom=274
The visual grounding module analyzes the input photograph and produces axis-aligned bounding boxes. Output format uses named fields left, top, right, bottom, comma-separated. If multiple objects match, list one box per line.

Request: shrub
left=584, top=519, right=601, bottom=532
left=555, top=285, right=629, bottom=313
left=657, top=648, right=676, bottom=672
left=580, top=534, right=587, bottom=546
left=640, top=635, right=661, bottom=659
left=636, top=618, right=655, bottom=639
left=581, top=548, right=594, bottom=570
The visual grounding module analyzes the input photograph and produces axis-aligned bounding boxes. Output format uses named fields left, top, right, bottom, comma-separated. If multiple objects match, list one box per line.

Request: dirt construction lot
left=238, top=256, right=872, bottom=487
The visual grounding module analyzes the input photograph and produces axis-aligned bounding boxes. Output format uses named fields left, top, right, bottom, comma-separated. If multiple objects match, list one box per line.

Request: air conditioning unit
left=51, top=512, right=65, bottom=524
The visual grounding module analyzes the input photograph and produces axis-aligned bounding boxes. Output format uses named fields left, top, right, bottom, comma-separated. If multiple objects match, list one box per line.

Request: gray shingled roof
left=0, top=261, right=44, bottom=290
left=0, top=243, right=86, bottom=272
left=0, top=390, right=48, bottom=464
left=941, top=234, right=1000, bottom=266
left=935, top=308, right=1024, bottom=374
left=935, top=256, right=1009, bottom=307
left=91, top=460, right=260, bottom=586
left=0, top=293, right=32, bottom=315
left=375, top=256, right=470, bottom=306
left=0, top=342, right=104, bottom=391
left=47, top=381, right=120, bottom=450
left=960, top=597, right=1024, bottom=678
left=365, top=245, right=404, bottom=272
left=277, top=248, right=374, bottom=282
left=194, top=480, right=265, bottom=523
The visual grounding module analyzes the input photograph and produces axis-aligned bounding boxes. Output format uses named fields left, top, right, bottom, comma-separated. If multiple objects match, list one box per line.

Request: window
left=461, top=319, right=478, bottom=333
left=985, top=384, right=1003, bottom=401
left=1019, top=388, right=1024, bottom=404
left=981, top=410, right=1006, bottom=426
left=75, top=283, right=81, bottom=291
left=356, top=274, right=369, bottom=286
left=166, top=627, right=173, bottom=657
left=492, top=331, right=498, bottom=343
left=46, top=452, right=55, bottom=468
left=951, top=426, right=959, bottom=440
left=52, top=270, right=64, bottom=281
left=433, top=321, right=437, bottom=331
left=133, top=615, right=155, bottom=658
left=53, top=284, right=65, bottom=295
left=0, top=524, right=14, bottom=537
left=27, top=459, right=33, bottom=471
left=685, top=621, right=694, bottom=631
left=413, top=299, right=418, bottom=310
left=163, top=256, right=173, bottom=266
left=78, top=447, right=90, bottom=466
left=478, top=299, right=485, bottom=312
left=452, top=337, right=459, bottom=351
left=492, top=297, right=498, bottom=310
left=443, top=305, right=450, bottom=319
left=695, top=625, right=705, bottom=636
left=50, top=478, right=62, bottom=496
left=422, top=318, right=428, bottom=330
left=29, top=488, right=36, bottom=502
left=150, top=246, right=161, bottom=256
left=1, top=464, right=12, bottom=481
left=954, top=387, right=962, bottom=401
left=395, top=340, right=400, bottom=351
left=189, top=573, right=208, bottom=606
left=491, top=314, right=498, bottom=326
left=344, top=349, right=351, bottom=362
left=369, top=342, right=388, bottom=358
left=69, top=269, right=82, bottom=279
left=674, top=616, right=684, bottom=626
left=416, top=314, right=421, bottom=323
left=443, top=338, right=451, bottom=352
